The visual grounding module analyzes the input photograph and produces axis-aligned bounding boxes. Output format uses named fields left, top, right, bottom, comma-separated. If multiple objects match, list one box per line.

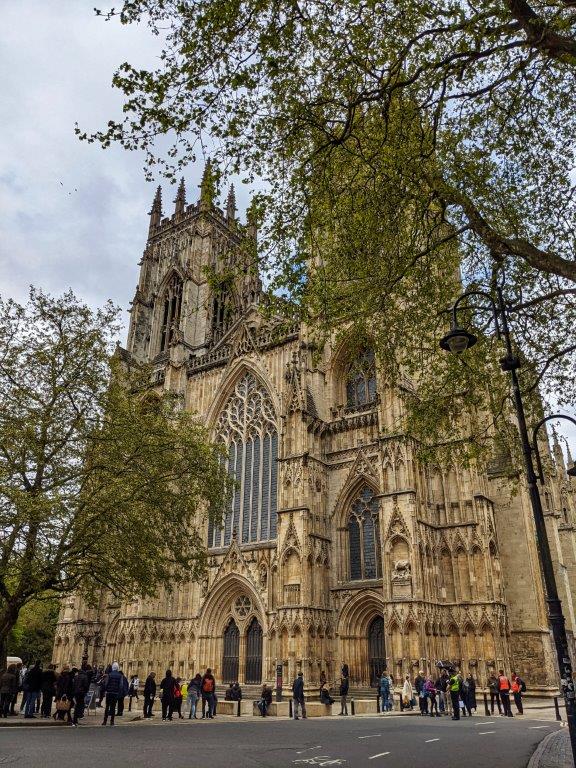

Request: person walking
left=497, top=669, right=514, bottom=717
left=511, top=673, right=525, bottom=714
left=488, top=673, right=502, bottom=715
left=23, top=661, right=42, bottom=719
left=401, top=675, right=414, bottom=711
left=414, top=670, right=428, bottom=716
left=201, top=668, right=216, bottom=719
left=188, top=673, right=202, bottom=719
left=40, top=664, right=57, bottom=718
left=425, top=676, right=440, bottom=717
left=160, top=669, right=175, bottom=721
left=449, top=670, right=461, bottom=720
left=259, top=683, right=273, bottom=716
left=292, top=671, right=307, bottom=720
left=72, top=666, right=90, bottom=726
left=128, top=675, right=140, bottom=712
left=143, top=671, right=156, bottom=718
left=102, top=662, right=123, bottom=726
left=0, top=665, right=17, bottom=718
left=339, top=674, right=349, bottom=716
left=379, top=672, right=390, bottom=714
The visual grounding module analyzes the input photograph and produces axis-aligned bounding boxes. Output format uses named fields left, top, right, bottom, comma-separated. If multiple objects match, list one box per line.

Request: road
left=0, top=713, right=561, bottom=767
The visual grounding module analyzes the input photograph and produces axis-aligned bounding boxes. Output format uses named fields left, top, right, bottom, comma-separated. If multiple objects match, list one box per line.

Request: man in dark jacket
left=200, top=668, right=216, bottom=719
left=40, top=664, right=57, bottom=718
left=24, top=662, right=43, bottom=718
left=143, top=672, right=156, bottom=718
left=339, top=675, right=349, bottom=716
left=414, top=671, right=428, bottom=716
left=72, top=667, right=90, bottom=726
left=116, top=669, right=129, bottom=716
left=102, top=662, right=123, bottom=726
left=0, top=666, right=18, bottom=718
left=292, top=671, right=306, bottom=720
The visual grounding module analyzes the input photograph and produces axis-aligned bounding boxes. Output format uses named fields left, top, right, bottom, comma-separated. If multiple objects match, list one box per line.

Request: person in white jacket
left=402, top=676, right=414, bottom=711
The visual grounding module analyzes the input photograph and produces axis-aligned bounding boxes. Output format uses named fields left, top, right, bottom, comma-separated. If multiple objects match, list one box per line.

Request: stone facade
left=53, top=171, right=576, bottom=692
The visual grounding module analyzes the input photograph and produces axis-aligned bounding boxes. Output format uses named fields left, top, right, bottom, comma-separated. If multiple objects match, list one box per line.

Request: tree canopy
left=0, top=288, right=231, bottom=658
left=84, top=0, right=576, bottom=460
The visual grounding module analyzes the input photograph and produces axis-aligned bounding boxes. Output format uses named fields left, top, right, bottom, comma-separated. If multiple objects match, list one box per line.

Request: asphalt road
left=0, top=713, right=561, bottom=768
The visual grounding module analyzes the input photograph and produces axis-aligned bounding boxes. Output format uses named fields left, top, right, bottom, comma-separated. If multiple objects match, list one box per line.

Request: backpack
left=202, top=677, right=214, bottom=693
left=520, top=678, right=527, bottom=693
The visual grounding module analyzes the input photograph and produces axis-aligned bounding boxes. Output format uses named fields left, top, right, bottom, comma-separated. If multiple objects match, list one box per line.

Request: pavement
left=0, top=710, right=567, bottom=768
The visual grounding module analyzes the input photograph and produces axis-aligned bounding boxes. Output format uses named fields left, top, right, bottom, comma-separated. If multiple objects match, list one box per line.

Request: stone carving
left=392, top=560, right=411, bottom=581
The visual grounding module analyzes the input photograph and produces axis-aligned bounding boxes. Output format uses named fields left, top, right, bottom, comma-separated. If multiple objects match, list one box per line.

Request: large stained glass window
left=209, top=373, right=278, bottom=547
left=348, top=486, right=382, bottom=580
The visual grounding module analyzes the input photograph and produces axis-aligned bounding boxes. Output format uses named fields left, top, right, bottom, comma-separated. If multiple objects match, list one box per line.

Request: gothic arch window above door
left=348, top=486, right=382, bottom=580
left=159, top=273, right=183, bottom=351
left=208, top=372, right=278, bottom=548
left=345, top=349, right=377, bottom=411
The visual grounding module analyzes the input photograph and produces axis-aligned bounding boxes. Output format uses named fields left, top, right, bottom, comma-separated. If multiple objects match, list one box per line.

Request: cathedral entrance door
left=245, top=617, right=263, bottom=684
left=368, top=616, right=386, bottom=686
left=222, top=619, right=240, bottom=683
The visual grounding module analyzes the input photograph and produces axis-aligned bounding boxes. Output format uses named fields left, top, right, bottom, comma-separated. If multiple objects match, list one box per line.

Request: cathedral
left=53, top=168, right=576, bottom=693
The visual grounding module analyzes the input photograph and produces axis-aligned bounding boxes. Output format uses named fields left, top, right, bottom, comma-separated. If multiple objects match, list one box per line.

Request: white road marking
left=478, top=731, right=496, bottom=735
left=358, top=735, right=381, bottom=739
left=368, top=753, right=390, bottom=760
left=296, top=746, right=322, bottom=754
left=425, top=739, right=440, bottom=743
left=476, top=722, right=495, bottom=725
left=529, top=726, right=549, bottom=729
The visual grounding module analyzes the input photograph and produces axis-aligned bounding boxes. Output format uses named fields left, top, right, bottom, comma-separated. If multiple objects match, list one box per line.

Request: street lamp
left=440, top=284, right=576, bottom=759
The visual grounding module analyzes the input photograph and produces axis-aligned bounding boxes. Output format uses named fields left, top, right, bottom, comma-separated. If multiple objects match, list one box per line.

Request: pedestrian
left=181, top=678, right=188, bottom=708
left=425, top=676, right=440, bottom=717
left=116, top=668, right=129, bottom=716
left=41, top=664, right=57, bottom=718
left=497, top=669, right=514, bottom=717
left=436, top=669, right=449, bottom=714
left=461, top=674, right=476, bottom=717
left=55, top=665, right=74, bottom=722
left=23, top=661, right=42, bottom=719
left=143, top=671, right=156, bottom=718
left=320, top=670, right=327, bottom=686
left=339, top=674, right=349, bottom=716
left=292, top=671, right=307, bottom=720
left=102, top=661, right=123, bottom=726
left=259, top=683, right=273, bottom=716
left=341, top=663, right=349, bottom=680
left=128, top=674, right=140, bottom=712
left=160, top=669, right=175, bottom=721
left=379, top=671, right=390, bottom=714
left=72, top=665, right=90, bottom=726
left=0, top=665, right=17, bottom=718
left=449, top=669, right=461, bottom=721
left=414, top=670, right=428, bottom=716
left=201, top=668, right=216, bottom=719
left=319, top=680, right=335, bottom=705
left=225, top=682, right=235, bottom=701
left=401, top=675, right=414, bottom=711
left=12, top=662, right=24, bottom=715
left=488, top=673, right=502, bottom=715
left=173, top=677, right=184, bottom=718
left=511, top=673, right=525, bottom=715
left=188, top=673, right=202, bottom=719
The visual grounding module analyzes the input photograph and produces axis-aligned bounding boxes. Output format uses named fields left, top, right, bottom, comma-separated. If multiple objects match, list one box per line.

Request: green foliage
left=0, top=288, right=232, bottom=655
left=7, top=597, right=59, bottom=664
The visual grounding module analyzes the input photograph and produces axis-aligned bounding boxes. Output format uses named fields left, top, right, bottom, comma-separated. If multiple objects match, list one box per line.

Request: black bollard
left=554, top=696, right=562, bottom=722
left=351, top=699, right=355, bottom=716
left=237, top=699, right=241, bottom=717
left=377, top=693, right=380, bottom=713
left=484, top=692, right=490, bottom=717
left=289, top=698, right=293, bottom=719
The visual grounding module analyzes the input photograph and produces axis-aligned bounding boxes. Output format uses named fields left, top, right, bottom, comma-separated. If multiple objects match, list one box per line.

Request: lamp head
left=568, top=464, right=576, bottom=478
left=439, top=326, right=478, bottom=355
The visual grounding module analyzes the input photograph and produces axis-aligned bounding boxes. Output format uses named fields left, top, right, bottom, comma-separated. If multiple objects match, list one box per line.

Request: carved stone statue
left=392, top=559, right=412, bottom=581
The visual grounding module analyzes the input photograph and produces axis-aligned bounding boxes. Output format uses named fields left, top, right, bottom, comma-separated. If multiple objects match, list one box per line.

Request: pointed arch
left=198, top=573, right=267, bottom=637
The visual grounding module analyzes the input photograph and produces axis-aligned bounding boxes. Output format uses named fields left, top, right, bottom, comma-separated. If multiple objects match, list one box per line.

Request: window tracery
left=209, top=373, right=278, bottom=547
left=348, top=486, right=382, bottom=580
left=345, top=349, right=377, bottom=410
left=159, top=273, right=183, bottom=351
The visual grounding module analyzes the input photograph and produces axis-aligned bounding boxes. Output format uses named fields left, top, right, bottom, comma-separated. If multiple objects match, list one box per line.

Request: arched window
left=345, top=349, right=377, bottom=410
left=160, top=273, right=183, bottom=351
left=209, top=373, right=278, bottom=547
left=348, top=486, right=382, bottom=580
left=211, top=277, right=234, bottom=343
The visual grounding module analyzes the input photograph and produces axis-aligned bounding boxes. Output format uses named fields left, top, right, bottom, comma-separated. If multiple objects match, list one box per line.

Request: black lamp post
left=440, top=285, right=576, bottom=758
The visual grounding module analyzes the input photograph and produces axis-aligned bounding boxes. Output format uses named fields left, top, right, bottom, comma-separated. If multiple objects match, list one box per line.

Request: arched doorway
left=245, top=617, right=263, bottom=684
left=368, top=616, right=386, bottom=686
left=222, top=619, right=240, bottom=682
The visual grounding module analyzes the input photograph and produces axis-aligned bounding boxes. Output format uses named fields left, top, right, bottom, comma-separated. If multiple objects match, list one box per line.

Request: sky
left=1, top=1, right=575, bottom=458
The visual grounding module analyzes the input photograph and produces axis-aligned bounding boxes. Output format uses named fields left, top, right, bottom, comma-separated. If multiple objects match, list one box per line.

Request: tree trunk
left=0, top=600, right=24, bottom=666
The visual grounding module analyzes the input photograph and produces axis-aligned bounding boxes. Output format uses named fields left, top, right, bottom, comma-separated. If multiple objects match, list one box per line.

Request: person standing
left=292, top=671, right=307, bottom=720
left=379, top=672, right=390, bottom=714
left=160, top=669, right=175, bottom=721
left=188, top=673, right=202, bottom=719
left=143, top=671, right=156, bottom=718
left=425, top=676, right=440, bottom=717
left=401, top=675, right=414, bottom=711
left=173, top=678, right=184, bottom=718
left=72, top=666, right=90, bottom=726
left=461, top=674, right=476, bottom=717
left=12, top=662, right=24, bottom=715
left=449, top=670, right=461, bottom=721
left=116, top=668, right=129, bottom=716
left=23, top=661, right=42, bottom=719
left=498, top=669, right=514, bottom=718
left=102, top=662, right=123, bottom=726
left=128, top=675, right=140, bottom=712
left=339, top=674, right=349, bottom=716
left=259, top=683, right=273, bottom=716
left=436, top=670, right=448, bottom=715
left=201, top=668, right=216, bottom=719
left=488, top=673, right=502, bottom=715
left=414, top=670, right=428, bottom=716
left=40, top=664, right=57, bottom=718
left=511, top=673, right=525, bottom=714
left=0, top=665, right=17, bottom=718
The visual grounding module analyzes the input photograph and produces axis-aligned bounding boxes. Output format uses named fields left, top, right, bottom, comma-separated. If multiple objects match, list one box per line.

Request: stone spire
left=149, top=185, right=162, bottom=235
left=174, top=177, right=186, bottom=216
left=199, top=159, right=217, bottom=211
left=552, top=427, right=566, bottom=472
left=226, top=184, right=236, bottom=224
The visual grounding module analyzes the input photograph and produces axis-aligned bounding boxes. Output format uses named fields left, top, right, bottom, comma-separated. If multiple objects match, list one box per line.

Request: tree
left=0, top=288, right=231, bottom=660
left=7, top=597, right=60, bottom=664
left=84, top=1, right=576, bottom=455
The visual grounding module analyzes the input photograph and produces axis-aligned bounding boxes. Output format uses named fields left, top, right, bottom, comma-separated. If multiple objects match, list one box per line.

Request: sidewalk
left=528, top=729, right=574, bottom=768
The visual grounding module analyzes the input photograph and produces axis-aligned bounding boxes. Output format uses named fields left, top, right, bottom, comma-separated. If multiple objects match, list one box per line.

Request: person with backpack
left=159, top=669, right=175, bottom=721
left=188, top=673, right=202, bottom=719
left=201, top=668, right=216, bottom=719
left=511, top=672, right=525, bottom=714
left=497, top=669, right=514, bottom=717
left=72, top=666, right=90, bottom=726
left=102, top=662, right=123, bottom=726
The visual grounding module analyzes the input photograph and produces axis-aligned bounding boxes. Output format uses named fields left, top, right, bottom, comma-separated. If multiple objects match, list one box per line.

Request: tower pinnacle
left=199, top=159, right=217, bottom=211
left=226, top=184, right=236, bottom=223
left=175, top=177, right=186, bottom=216
left=149, top=185, right=162, bottom=235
